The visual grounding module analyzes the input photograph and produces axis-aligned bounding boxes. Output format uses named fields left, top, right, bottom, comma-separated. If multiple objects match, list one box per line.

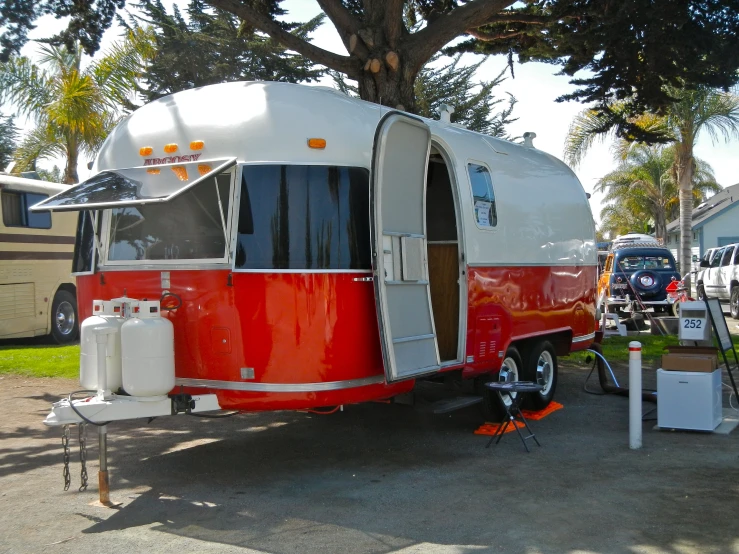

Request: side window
left=1, top=191, right=52, bottom=229
left=733, top=246, right=739, bottom=266
left=710, top=248, right=724, bottom=268
left=467, top=163, right=497, bottom=228
left=720, top=247, right=732, bottom=267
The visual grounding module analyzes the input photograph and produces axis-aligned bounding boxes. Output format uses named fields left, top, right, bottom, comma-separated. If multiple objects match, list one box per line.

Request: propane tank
left=79, top=300, right=124, bottom=391
left=121, top=300, right=175, bottom=397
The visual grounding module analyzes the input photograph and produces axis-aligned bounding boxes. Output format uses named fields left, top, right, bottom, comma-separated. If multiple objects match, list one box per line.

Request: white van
left=0, top=175, right=79, bottom=342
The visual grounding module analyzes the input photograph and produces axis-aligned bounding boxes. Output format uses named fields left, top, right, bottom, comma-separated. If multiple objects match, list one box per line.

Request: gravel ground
left=1, top=354, right=738, bottom=554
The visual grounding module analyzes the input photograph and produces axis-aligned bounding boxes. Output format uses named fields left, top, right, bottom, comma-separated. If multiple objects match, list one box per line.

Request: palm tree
left=565, top=86, right=739, bottom=282
left=595, top=144, right=721, bottom=241
left=0, top=29, right=154, bottom=184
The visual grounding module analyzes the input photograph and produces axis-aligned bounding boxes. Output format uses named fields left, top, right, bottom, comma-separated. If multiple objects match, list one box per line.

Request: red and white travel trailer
left=36, top=81, right=597, bottom=423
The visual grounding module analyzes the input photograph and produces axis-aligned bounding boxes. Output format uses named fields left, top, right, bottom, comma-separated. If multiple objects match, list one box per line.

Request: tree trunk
left=675, top=150, right=694, bottom=288
left=357, top=58, right=417, bottom=112
left=64, top=138, right=79, bottom=185
left=654, top=210, right=667, bottom=243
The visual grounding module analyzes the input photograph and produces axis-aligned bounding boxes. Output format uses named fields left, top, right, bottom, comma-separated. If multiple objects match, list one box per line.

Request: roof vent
left=523, top=132, right=537, bottom=148
left=438, top=104, right=454, bottom=123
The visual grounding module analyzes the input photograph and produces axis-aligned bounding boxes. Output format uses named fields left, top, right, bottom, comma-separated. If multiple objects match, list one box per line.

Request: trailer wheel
left=478, top=346, right=523, bottom=422
left=521, top=341, right=558, bottom=411
left=51, top=290, right=79, bottom=344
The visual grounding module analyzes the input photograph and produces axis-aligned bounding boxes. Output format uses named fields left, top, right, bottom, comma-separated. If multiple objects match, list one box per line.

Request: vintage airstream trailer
left=36, top=81, right=597, bottom=422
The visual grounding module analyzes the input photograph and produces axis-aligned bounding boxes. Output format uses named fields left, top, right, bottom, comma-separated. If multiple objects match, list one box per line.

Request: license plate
left=612, top=283, right=628, bottom=289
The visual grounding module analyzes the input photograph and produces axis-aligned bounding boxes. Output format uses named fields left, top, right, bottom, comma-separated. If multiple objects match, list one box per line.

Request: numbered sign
left=679, top=302, right=710, bottom=341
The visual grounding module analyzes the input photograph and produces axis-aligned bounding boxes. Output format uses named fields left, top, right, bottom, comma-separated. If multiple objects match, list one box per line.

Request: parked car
left=696, top=242, right=739, bottom=319
left=598, top=242, right=682, bottom=316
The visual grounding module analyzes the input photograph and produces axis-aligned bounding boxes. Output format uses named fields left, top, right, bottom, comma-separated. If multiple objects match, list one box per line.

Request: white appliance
left=657, top=369, right=722, bottom=431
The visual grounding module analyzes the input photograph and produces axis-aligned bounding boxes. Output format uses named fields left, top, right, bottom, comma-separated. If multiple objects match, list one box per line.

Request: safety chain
left=78, top=423, right=88, bottom=492
left=62, top=425, right=71, bottom=491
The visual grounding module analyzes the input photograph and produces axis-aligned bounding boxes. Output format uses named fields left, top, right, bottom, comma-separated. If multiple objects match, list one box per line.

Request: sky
left=7, top=0, right=739, bottom=226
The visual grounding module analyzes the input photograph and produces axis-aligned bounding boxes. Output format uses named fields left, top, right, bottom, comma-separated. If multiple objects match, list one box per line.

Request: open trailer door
left=371, top=113, right=440, bottom=383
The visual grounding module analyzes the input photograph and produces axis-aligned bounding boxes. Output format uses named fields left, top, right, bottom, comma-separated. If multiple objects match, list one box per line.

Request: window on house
left=467, top=163, right=497, bottom=228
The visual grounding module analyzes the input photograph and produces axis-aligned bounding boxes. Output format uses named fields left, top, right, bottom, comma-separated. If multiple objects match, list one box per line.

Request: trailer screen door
left=371, top=113, right=440, bottom=382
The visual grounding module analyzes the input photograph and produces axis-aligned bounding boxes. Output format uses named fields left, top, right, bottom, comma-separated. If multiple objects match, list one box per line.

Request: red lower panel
left=77, top=270, right=412, bottom=410
left=76, top=264, right=596, bottom=410
left=464, top=265, right=597, bottom=376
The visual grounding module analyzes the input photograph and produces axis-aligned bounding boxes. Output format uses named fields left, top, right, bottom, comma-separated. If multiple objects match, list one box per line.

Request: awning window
left=30, top=158, right=236, bottom=212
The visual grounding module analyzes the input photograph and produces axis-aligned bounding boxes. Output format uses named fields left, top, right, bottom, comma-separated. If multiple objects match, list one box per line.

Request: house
left=665, top=183, right=739, bottom=271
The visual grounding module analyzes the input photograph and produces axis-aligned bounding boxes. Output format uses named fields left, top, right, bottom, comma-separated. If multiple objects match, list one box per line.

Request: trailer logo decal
left=143, top=154, right=202, bottom=166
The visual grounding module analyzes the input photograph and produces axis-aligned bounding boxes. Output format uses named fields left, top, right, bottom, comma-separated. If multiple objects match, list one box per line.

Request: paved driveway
left=0, top=361, right=737, bottom=554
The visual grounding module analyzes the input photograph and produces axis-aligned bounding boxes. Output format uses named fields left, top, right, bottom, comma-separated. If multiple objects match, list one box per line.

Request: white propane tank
left=79, top=300, right=124, bottom=391
left=121, top=300, right=175, bottom=397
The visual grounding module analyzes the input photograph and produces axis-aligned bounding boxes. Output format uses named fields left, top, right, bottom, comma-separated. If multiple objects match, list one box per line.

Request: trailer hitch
left=171, top=394, right=196, bottom=414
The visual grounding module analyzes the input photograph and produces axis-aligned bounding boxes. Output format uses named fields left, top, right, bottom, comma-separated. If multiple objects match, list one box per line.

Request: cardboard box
left=661, top=346, right=719, bottom=373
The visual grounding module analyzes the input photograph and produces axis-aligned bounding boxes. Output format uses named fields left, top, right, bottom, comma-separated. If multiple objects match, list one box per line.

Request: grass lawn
left=568, top=333, right=739, bottom=365
left=0, top=343, right=79, bottom=379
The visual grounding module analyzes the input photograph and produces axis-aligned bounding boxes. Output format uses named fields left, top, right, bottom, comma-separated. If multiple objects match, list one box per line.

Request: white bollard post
left=629, top=341, right=642, bottom=449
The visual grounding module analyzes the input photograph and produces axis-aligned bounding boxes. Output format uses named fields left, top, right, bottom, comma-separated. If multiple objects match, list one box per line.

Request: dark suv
left=598, top=247, right=682, bottom=314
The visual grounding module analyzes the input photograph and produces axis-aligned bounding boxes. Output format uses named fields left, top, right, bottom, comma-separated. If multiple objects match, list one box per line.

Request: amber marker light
left=164, top=143, right=178, bottom=154
left=139, top=146, right=153, bottom=156
left=190, top=140, right=205, bottom=150
left=307, top=138, right=326, bottom=149
left=197, top=164, right=212, bottom=176
left=171, top=166, right=188, bottom=181
left=146, top=168, right=161, bottom=175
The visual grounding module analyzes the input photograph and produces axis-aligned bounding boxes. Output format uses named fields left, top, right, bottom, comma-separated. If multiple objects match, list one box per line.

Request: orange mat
left=474, top=401, right=564, bottom=435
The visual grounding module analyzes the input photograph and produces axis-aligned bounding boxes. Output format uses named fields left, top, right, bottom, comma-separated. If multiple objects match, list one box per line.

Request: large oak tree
left=2, top=1, right=739, bottom=132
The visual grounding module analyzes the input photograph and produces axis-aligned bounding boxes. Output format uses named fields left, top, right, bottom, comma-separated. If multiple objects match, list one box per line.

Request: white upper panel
left=93, top=81, right=596, bottom=267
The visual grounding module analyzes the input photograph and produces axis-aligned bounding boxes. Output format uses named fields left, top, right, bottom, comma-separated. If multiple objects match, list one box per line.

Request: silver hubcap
left=498, top=356, right=519, bottom=407
left=535, top=350, right=554, bottom=396
left=55, top=301, right=75, bottom=335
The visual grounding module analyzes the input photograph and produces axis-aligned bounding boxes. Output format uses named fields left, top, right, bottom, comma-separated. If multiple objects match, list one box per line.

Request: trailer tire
left=51, top=290, right=79, bottom=344
left=521, top=340, right=558, bottom=411
left=478, top=346, right=523, bottom=422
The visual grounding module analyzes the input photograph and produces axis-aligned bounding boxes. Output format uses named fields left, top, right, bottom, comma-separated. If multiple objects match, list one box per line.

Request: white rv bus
left=0, top=175, right=79, bottom=343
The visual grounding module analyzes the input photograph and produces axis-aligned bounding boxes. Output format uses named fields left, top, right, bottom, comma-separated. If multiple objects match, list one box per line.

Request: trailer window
left=106, top=172, right=231, bottom=261
left=467, top=163, right=497, bottom=228
left=1, top=191, right=52, bottom=229
left=73, top=211, right=97, bottom=273
left=235, top=165, right=370, bottom=270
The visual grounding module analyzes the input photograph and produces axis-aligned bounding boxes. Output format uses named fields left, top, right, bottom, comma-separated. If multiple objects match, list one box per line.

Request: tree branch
left=315, top=0, right=359, bottom=45
left=466, top=29, right=529, bottom=42
left=205, top=0, right=359, bottom=76
left=383, top=0, right=406, bottom=48
left=483, top=13, right=549, bottom=25
left=404, top=0, right=517, bottom=72
left=314, top=0, right=371, bottom=59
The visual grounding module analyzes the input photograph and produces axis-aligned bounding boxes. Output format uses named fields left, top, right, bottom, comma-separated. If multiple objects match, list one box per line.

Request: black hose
left=67, top=390, right=112, bottom=426
left=160, top=291, right=183, bottom=310
left=586, top=343, right=657, bottom=403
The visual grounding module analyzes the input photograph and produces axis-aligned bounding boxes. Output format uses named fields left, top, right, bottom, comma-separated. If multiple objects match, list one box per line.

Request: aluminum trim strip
left=467, top=262, right=598, bottom=267
left=174, top=375, right=386, bottom=392
left=392, top=333, right=435, bottom=344
left=572, top=332, right=596, bottom=343
left=231, top=269, right=373, bottom=274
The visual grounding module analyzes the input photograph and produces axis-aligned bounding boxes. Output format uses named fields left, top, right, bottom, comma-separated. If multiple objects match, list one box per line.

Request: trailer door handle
left=353, top=277, right=373, bottom=282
